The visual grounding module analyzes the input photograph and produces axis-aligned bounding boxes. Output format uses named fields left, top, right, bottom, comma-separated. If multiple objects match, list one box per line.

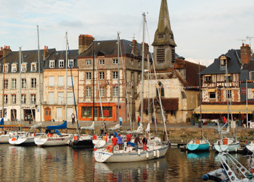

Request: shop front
left=78, top=103, right=120, bottom=122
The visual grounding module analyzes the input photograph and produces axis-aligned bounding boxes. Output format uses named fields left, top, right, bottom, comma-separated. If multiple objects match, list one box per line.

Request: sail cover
left=46, top=121, right=67, bottom=130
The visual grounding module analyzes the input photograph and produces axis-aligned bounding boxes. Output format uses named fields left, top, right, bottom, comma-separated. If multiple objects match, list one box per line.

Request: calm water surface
left=0, top=145, right=249, bottom=181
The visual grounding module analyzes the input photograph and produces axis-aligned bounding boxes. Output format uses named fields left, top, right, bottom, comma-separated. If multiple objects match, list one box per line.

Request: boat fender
left=146, top=152, right=149, bottom=159
left=93, top=135, right=97, bottom=140
left=94, top=148, right=97, bottom=151
left=106, top=145, right=113, bottom=152
left=153, top=150, right=156, bottom=157
left=202, top=174, right=209, bottom=181
left=12, top=138, right=16, bottom=141
left=138, top=149, right=140, bottom=156
left=74, top=136, right=79, bottom=141
left=156, top=150, right=160, bottom=158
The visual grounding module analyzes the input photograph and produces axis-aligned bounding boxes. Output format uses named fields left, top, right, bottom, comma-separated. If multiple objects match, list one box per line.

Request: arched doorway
left=44, top=107, right=51, bottom=121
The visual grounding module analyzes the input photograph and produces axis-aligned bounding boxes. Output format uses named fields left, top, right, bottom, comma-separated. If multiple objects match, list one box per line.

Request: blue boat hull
left=187, top=143, right=210, bottom=151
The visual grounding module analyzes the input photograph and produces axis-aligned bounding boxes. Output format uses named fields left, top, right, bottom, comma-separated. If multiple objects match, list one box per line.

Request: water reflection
left=0, top=145, right=250, bottom=181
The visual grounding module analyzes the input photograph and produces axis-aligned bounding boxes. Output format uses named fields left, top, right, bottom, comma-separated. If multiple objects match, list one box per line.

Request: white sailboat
left=94, top=13, right=169, bottom=163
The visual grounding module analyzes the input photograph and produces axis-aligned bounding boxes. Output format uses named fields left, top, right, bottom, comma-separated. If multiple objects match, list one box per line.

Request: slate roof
left=78, top=39, right=143, bottom=58
left=200, top=49, right=241, bottom=75
left=243, top=59, right=254, bottom=70
left=0, top=49, right=55, bottom=73
left=44, top=49, right=79, bottom=69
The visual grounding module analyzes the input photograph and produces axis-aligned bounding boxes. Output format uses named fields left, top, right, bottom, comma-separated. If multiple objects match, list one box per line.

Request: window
left=226, top=90, right=232, bottom=99
left=0, top=108, right=7, bottom=118
left=12, top=79, right=16, bottom=89
left=113, top=71, right=118, bottom=79
left=21, top=64, right=26, bottom=72
left=67, top=108, right=73, bottom=119
left=99, top=72, right=104, bottom=80
left=12, top=64, right=17, bottom=72
left=86, top=72, right=91, bottom=80
left=4, top=79, right=8, bottom=89
left=81, top=107, right=92, bottom=118
left=21, top=94, right=26, bottom=104
left=67, top=76, right=72, bottom=86
left=59, top=60, right=64, bottom=68
left=49, top=60, right=55, bottom=68
left=86, top=87, right=91, bottom=97
left=31, top=63, right=37, bottom=72
left=86, top=60, right=91, bottom=65
left=67, top=92, right=73, bottom=105
left=4, top=95, right=8, bottom=104
left=113, top=59, right=118, bottom=64
left=31, top=94, right=36, bottom=104
left=138, top=61, right=141, bottom=67
left=31, top=78, right=36, bottom=88
left=181, top=91, right=186, bottom=99
left=57, top=108, right=62, bottom=119
left=157, top=48, right=165, bottom=63
left=12, top=95, right=16, bottom=104
left=220, top=56, right=227, bottom=66
left=99, top=107, right=112, bottom=118
left=4, top=65, right=8, bottom=73
left=49, top=76, right=54, bottom=86
left=58, top=76, right=64, bottom=86
left=210, top=92, right=216, bottom=99
left=48, top=92, right=54, bottom=104
left=224, top=75, right=232, bottom=82
left=99, top=87, right=105, bottom=97
left=138, top=73, right=141, bottom=82
left=131, top=72, right=134, bottom=81
left=156, top=82, right=164, bottom=97
left=113, top=86, right=118, bottom=97
left=251, top=72, right=254, bottom=81
left=68, top=59, right=74, bottom=68
left=131, top=59, right=134, bottom=65
left=99, top=59, right=104, bottom=65
left=21, top=79, right=26, bottom=89
left=58, top=92, right=64, bottom=104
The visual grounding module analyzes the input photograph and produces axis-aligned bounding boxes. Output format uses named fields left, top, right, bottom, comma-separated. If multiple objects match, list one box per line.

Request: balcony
left=203, top=80, right=239, bottom=88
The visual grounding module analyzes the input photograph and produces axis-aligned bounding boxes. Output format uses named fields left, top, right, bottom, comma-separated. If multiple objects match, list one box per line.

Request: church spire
left=152, top=0, right=176, bottom=47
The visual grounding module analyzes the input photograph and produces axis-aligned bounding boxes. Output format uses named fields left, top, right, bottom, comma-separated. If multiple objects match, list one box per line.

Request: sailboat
left=94, top=13, right=169, bottom=163
left=187, top=63, right=210, bottom=152
left=213, top=59, right=240, bottom=153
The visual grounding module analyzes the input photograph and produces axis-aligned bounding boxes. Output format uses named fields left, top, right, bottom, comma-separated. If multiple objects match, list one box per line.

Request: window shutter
left=48, top=93, right=54, bottom=104
left=58, top=76, right=64, bottom=86
left=248, top=88, right=253, bottom=99
left=57, top=108, right=62, bottom=119
left=58, top=92, right=64, bottom=104
left=49, top=76, right=55, bottom=86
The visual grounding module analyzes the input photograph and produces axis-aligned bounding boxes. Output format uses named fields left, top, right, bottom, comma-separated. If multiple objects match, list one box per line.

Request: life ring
left=106, top=145, right=113, bottom=152
left=74, top=136, right=79, bottom=141
left=251, top=123, right=254, bottom=128
left=93, top=135, right=97, bottom=140
left=12, top=138, right=16, bottom=141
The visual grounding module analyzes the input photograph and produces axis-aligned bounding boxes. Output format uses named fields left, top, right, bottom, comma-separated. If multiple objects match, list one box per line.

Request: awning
left=208, top=89, right=215, bottom=92
left=193, top=105, right=254, bottom=114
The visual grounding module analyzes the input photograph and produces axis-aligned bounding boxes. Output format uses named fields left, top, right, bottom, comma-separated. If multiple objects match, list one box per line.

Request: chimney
left=79, top=34, right=94, bottom=54
left=141, top=42, right=149, bottom=59
left=131, top=39, right=138, bottom=56
left=241, top=43, right=251, bottom=64
left=3, top=46, right=12, bottom=57
left=43, top=46, right=49, bottom=60
left=0, top=47, right=3, bottom=59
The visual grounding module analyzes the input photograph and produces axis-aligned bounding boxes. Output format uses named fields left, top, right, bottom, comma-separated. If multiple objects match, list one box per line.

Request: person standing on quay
left=71, top=113, right=75, bottom=124
left=134, top=135, right=141, bottom=152
left=137, top=116, right=140, bottom=126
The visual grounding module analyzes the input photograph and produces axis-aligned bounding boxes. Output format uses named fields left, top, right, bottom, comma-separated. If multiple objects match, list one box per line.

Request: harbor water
left=0, top=145, right=249, bottom=181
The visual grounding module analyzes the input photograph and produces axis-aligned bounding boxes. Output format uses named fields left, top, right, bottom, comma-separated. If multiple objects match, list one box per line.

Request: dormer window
left=31, top=63, right=37, bottom=72
left=49, top=60, right=55, bottom=68
left=68, top=59, right=74, bottom=68
left=113, top=59, right=118, bottom=64
left=11, top=64, right=17, bottom=72
left=220, top=56, right=227, bottom=66
left=21, top=63, right=27, bottom=72
left=86, top=60, right=91, bottom=65
left=59, top=60, right=64, bottom=68
left=3, top=64, right=8, bottom=73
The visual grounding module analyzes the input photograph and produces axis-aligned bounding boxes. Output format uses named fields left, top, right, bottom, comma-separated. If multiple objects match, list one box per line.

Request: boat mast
left=246, top=79, right=248, bottom=128
left=65, top=32, right=68, bottom=121
left=199, top=62, right=202, bottom=139
left=140, top=13, right=145, bottom=124
left=226, top=60, right=229, bottom=128
left=2, top=54, right=5, bottom=119
left=19, top=47, right=22, bottom=130
left=117, top=33, right=120, bottom=123
left=37, top=25, right=41, bottom=123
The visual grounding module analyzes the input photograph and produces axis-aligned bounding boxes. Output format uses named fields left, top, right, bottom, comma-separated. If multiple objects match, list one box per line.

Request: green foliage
left=248, top=131, right=254, bottom=135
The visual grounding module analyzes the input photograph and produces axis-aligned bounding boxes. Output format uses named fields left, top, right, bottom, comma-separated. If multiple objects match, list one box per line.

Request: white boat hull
left=214, top=143, right=240, bottom=153
left=94, top=145, right=169, bottom=163
left=35, top=134, right=73, bottom=147
left=9, top=137, right=35, bottom=145
left=93, top=139, right=106, bottom=148
left=0, top=134, right=9, bottom=144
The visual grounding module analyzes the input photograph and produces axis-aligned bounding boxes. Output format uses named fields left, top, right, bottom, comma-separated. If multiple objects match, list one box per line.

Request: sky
left=0, top=0, right=254, bottom=66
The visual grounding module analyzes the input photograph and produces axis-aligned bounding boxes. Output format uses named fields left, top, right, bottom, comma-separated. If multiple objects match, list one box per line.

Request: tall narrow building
left=152, top=0, right=176, bottom=70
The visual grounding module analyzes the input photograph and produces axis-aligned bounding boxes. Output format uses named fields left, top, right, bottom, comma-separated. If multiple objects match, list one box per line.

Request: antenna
left=246, top=36, right=254, bottom=48
left=236, top=39, right=246, bottom=44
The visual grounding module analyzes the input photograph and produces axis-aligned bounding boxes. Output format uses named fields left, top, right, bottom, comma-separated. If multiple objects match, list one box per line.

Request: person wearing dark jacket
left=134, top=135, right=141, bottom=151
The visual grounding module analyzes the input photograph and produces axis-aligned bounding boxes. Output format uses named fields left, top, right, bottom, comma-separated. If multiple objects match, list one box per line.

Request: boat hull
left=0, top=134, right=10, bottom=144
left=187, top=143, right=210, bottom=152
left=214, top=143, right=240, bottom=153
left=70, top=139, right=94, bottom=148
left=9, top=137, right=35, bottom=146
left=35, top=135, right=73, bottom=147
left=94, top=145, right=169, bottom=163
